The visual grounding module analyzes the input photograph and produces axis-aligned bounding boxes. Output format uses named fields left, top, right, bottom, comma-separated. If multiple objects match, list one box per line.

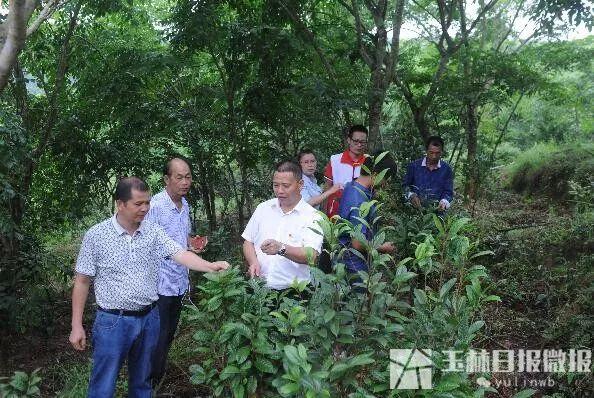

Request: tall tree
left=0, top=0, right=65, bottom=92
left=1, top=2, right=80, bottom=255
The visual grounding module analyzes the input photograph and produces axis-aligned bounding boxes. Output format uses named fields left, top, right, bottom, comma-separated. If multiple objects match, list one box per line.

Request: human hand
left=212, top=261, right=230, bottom=271
left=410, top=194, right=421, bottom=209
left=260, top=239, right=282, bottom=255
left=189, top=235, right=208, bottom=253
left=379, top=241, right=396, bottom=254
left=328, top=183, right=344, bottom=195
left=248, top=262, right=261, bottom=278
left=437, top=201, right=446, bottom=211
left=69, top=326, right=86, bottom=351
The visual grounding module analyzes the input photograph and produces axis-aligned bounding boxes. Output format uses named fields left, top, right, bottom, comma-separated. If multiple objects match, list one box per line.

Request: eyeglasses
left=350, top=139, right=368, bottom=145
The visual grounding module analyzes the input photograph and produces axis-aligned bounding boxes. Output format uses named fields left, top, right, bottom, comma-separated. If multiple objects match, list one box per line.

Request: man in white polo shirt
left=242, top=161, right=323, bottom=290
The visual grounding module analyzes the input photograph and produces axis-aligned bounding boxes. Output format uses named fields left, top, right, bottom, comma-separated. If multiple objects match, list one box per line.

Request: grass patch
left=54, top=361, right=129, bottom=398
left=505, top=141, right=594, bottom=201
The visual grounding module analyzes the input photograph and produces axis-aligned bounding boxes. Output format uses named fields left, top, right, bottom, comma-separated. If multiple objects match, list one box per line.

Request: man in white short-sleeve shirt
left=242, top=161, right=323, bottom=290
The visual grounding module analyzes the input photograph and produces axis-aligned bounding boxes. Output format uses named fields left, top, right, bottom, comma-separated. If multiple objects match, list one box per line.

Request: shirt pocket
left=287, top=226, right=306, bottom=247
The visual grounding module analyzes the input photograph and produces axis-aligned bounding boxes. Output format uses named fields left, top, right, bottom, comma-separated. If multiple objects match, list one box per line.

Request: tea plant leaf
left=468, top=320, right=485, bottom=335
left=254, top=358, right=276, bottom=373
left=219, top=365, right=241, bottom=380
left=470, top=250, right=495, bottom=259
left=512, top=389, right=536, bottom=398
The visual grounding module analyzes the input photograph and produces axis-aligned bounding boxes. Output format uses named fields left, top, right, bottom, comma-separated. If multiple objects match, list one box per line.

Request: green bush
left=505, top=142, right=594, bottom=202
left=0, top=232, right=77, bottom=334
left=0, top=369, right=42, bottom=398
left=185, top=202, right=500, bottom=397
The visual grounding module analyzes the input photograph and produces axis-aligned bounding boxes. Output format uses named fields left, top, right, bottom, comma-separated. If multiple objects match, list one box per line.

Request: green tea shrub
left=186, top=198, right=500, bottom=397
left=0, top=369, right=42, bottom=398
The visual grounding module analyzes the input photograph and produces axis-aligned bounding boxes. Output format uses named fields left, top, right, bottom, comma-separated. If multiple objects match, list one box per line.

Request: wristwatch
left=277, top=244, right=287, bottom=257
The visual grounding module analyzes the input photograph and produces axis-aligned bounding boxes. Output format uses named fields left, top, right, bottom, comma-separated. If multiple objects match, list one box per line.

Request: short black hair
left=275, top=160, right=303, bottom=181
left=425, top=136, right=445, bottom=150
left=297, top=149, right=315, bottom=162
left=163, top=156, right=192, bottom=177
left=360, top=151, right=398, bottom=181
left=348, top=124, right=368, bottom=138
left=114, top=176, right=149, bottom=202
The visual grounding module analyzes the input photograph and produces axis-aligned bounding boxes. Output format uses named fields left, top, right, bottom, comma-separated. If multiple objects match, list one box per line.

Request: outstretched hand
left=212, top=261, right=230, bottom=271
left=379, top=241, right=396, bottom=254
left=328, top=183, right=344, bottom=195
left=410, top=194, right=421, bottom=209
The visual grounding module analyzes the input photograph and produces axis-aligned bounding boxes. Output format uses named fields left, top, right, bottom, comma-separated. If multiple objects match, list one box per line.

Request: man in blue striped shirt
left=145, top=157, right=198, bottom=386
left=403, top=136, right=454, bottom=212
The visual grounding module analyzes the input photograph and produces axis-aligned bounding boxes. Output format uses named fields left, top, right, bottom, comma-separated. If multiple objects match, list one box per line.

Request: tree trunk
left=0, top=0, right=30, bottom=92
left=463, top=102, right=479, bottom=201
left=367, top=85, right=385, bottom=151
left=2, top=3, right=81, bottom=256
left=412, top=107, right=430, bottom=142
left=343, top=0, right=406, bottom=150
left=196, top=160, right=217, bottom=232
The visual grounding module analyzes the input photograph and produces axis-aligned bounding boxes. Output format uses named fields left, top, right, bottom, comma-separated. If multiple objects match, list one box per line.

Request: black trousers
left=151, top=294, right=184, bottom=383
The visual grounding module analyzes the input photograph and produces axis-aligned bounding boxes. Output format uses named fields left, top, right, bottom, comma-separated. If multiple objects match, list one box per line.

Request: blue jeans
left=88, top=307, right=160, bottom=398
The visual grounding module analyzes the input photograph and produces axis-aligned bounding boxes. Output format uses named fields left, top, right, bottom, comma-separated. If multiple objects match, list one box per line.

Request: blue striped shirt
left=300, top=174, right=322, bottom=209
left=145, top=190, right=191, bottom=296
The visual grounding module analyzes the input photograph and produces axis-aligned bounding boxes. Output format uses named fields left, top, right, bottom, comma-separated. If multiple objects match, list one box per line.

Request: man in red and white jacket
left=323, top=125, right=368, bottom=217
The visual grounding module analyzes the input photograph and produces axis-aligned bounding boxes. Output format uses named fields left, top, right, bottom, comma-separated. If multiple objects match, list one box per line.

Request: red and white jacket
left=323, top=150, right=366, bottom=217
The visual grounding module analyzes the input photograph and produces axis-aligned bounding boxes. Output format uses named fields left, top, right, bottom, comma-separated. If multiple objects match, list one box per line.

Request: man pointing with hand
left=69, top=177, right=229, bottom=398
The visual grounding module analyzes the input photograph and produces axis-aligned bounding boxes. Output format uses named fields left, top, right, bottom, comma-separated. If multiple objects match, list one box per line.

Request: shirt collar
left=164, top=190, right=186, bottom=212
left=303, top=174, right=316, bottom=185
left=422, top=157, right=441, bottom=168
left=111, top=214, right=127, bottom=235
left=340, top=150, right=366, bottom=166
left=271, top=197, right=307, bottom=215
left=111, top=214, right=145, bottom=236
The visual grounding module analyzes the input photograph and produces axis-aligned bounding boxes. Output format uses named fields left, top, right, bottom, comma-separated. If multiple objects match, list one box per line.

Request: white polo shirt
left=241, top=198, right=323, bottom=290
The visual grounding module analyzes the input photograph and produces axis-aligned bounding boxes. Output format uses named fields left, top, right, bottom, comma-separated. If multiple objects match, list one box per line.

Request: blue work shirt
left=144, top=190, right=191, bottom=296
left=402, top=158, right=454, bottom=206
left=338, top=181, right=375, bottom=273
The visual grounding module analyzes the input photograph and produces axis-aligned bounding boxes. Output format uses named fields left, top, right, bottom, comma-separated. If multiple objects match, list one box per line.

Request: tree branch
left=0, top=0, right=31, bottom=91
left=277, top=0, right=339, bottom=83
left=410, top=0, right=440, bottom=25
left=32, top=1, right=81, bottom=159
left=419, top=51, right=450, bottom=112
left=0, top=0, right=65, bottom=93
left=466, top=0, right=499, bottom=37
left=494, top=0, right=525, bottom=52
left=26, top=0, right=64, bottom=37
left=488, top=93, right=524, bottom=164
left=348, top=0, right=374, bottom=67
left=384, top=0, right=405, bottom=86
